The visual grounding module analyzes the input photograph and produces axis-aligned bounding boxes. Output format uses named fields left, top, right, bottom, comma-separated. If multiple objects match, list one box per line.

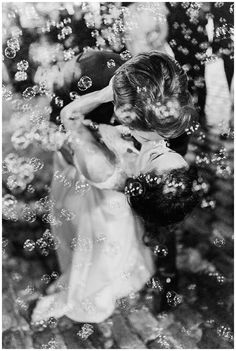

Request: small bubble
left=77, top=76, right=92, bottom=91
left=217, top=325, right=233, bottom=341
left=23, top=239, right=36, bottom=252
left=7, top=38, right=20, bottom=51
left=51, top=271, right=59, bottom=280
left=69, top=91, right=79, bottom=100
left=213, top=237, right=226, bottom=248
left=5, top=47, right=16, bottom=59
left=166, top=291, right=183, bottom=307
left=153, top=245, right=168, bottom=257
left=17, top=60, right=29, bottom=71
left=120, top=50, right=132, bottom=61
left=47, top=317, right=58, bottom=329
left=107, top=59, right=116, bottom=68
left=22, top=87, right=36, bottom=100
left=77, top=323, right=94, bottom=340
left=29, top=157, right=44, bottom=171
left=22, top=206, right=36, bottom=223
left=15, top=71, right=27, bottom=81
left=41, top=274, right=51, bottom=284
left=11, top=128, right=31, bottom=150
left=54, top=96, right=64, bottom=107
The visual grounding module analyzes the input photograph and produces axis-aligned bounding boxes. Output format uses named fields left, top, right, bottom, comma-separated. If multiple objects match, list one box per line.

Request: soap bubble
left=153, top=245, right=168, bottom=257
left=15, top=297, right=28, bottom=311
left=5, top=47, right=16, bottom=59
left=3, top=88, right=13, bottom=101
left=36, top=229, right=60, bottom=254
left=2, top=194, right=17, bottom=208
left=213, top=237, right=226, bottom=248
left=7, top=38, right=20, bottom=51
left=22, top=206, right=36, bottom=223
left=2, top=194, right=18, bottom=221
left=29, top=157, right=44, bottom=172
left=60, top=208, right=75, bottom=221
left=217, top=325, right=233, bottom=342
left=120, top=50, right=132, bottom=60
left=35, top=196, right=55, bottom=213
left=7, top=174, right=28, bottom=192
left=61, top=26, right=72, bottom=36
left=22, top=87, right=36, bottom=100
left=69, top=91, right=79, bottom=100
left=166, top=291, right=183, bottom=307
left=77, top=323, right=94, bottom=339
left=14, top=71, right=28, bottom=81
left=47, top=317, right=58, bottom=329
left=41, top=274, right=51, bottom=284
left=51, top=271, right=59, bottom=280
left=78, top=76, right=92, bottom=91
left=54, top=96, right=64, bottom=107
left=107, top=59, right=116, bottom=68
left=23, top=239, right=36, bottom=252
left=17, top=60, right=29, bottom=71
left=75, top=180, right=90, bottom=195
left=11, top=128, right=31, bottom=150
left=11, top=272, right=23, bottom=282
left=146, top=277, right=163, bottom=291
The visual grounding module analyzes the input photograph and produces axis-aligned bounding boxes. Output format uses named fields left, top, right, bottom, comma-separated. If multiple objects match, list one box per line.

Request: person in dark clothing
left=167, top=2, right=208, bottom=123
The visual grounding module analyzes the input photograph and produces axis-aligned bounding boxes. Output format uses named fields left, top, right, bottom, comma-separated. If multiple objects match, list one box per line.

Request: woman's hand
left=60, top=98, right=83, bottom=122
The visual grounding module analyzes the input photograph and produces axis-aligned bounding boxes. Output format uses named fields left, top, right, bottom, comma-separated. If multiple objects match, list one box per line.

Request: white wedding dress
left=32, top=125, right=155, bottom=323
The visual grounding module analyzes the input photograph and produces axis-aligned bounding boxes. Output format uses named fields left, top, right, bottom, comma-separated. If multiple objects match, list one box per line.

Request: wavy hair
left=113, top=51, right=198, bottom=138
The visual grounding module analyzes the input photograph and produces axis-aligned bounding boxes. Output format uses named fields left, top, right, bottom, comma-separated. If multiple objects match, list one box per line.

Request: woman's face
left=137, top=142, right=189, bottom=175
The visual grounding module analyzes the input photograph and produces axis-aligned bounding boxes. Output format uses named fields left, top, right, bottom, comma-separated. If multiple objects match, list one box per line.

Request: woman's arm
left=61, top=115, right=116, bottom=184
left=60, top=83, right=113, bottom=121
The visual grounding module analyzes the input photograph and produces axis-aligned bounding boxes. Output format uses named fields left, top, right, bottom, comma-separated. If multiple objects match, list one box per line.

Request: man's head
left=112, top=51, right=197, bottom=139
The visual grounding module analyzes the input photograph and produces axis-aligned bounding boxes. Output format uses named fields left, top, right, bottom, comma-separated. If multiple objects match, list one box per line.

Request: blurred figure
left=124, top=2, right=174, bottom=57
left=167, top=2, right=208, bottom=123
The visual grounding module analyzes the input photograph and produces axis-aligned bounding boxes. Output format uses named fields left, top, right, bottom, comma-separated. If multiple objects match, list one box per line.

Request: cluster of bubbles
left=41, top=337, right=58, bottom=349
left=15, top=60, right=29, bottom=81
left=70, top=235, right=92, bottom=251
left=15, top=296, right=28, bottom=311
left=146, top=277, right=163, bottom=292
left=216, top=325, right=233, bottom=342
left=23, top=229, right=60, bottom=255
left=3, top=154, right=44, bottom=193
left=53, top=170, right=72, bottom=188
left=77, top=323, right=94, bottom=340
left=208, top=271, right=226, bottom=285
left=5, top=37, right=20, bottom=59
left=41, top=271, right=60, bottom=285
left=2, top=194, right=18, bottom=221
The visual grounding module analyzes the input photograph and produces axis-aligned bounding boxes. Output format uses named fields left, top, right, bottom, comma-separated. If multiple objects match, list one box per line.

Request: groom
left=50, top=50, right=190, bottom=161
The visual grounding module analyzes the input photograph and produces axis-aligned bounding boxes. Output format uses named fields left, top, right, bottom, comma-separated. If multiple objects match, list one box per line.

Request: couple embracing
left=32, top=50, right=199, bottom=323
